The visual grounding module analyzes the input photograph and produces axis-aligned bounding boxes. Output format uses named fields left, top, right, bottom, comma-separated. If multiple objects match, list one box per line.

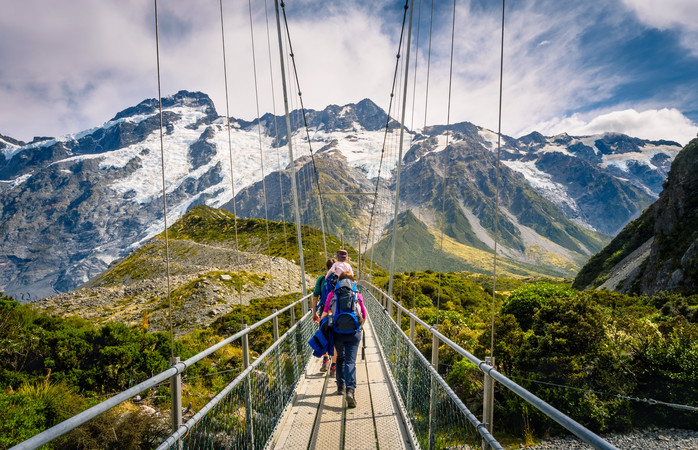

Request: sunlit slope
left=367, top=211, right=572, bottom=278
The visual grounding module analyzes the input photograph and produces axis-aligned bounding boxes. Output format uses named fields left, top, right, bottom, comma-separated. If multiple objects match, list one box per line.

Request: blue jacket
left=308, top=317, right=334, bottom=358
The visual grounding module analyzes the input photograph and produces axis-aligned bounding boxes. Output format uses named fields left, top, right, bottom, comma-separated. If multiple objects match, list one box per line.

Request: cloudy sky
left=1, top=0, right=697, bottom=145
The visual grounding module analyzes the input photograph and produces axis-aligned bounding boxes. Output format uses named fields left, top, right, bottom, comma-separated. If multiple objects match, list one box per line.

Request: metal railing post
left=407, top=311, right=416, bottom=415
left=170, top=356, right=183, bottom=450
left=242, top=324, right=255, bottom=449
left=483, top=356, right=496, bottom=450
left=289, top=311, right=300, bottom=379
left=272, top=309, right=284, bottom=395
left=428, top=326, right=439, bottom=450
left=395, top=301, right=403, bottom=387
left=272, top=309, right=280, bottom=342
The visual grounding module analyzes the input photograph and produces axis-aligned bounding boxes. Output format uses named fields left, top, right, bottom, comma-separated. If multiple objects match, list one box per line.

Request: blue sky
left=1, top=0, right=697, bottom=145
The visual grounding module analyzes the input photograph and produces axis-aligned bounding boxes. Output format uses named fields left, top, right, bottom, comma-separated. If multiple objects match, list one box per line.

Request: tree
left=502, top=282, right=576, bottom=331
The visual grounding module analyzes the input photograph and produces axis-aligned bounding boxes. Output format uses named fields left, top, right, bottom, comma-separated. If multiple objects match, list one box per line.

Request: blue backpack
left=331, top=279, right=361, bottom=334
left=318, top=273, right=338, bottom=313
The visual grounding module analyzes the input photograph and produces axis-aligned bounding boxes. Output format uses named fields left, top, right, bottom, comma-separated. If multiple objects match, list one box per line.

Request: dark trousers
left=332, top=330, right=362, bottom=390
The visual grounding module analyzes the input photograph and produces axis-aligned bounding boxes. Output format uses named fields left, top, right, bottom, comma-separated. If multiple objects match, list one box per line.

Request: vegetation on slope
left=379, top=279, right=698, bottom=437
left=4, top=265, right=698, bottom=446
left=166, top=204, right=353, bottom=276
left=0, top=291, right=302, bottom=448
left=574, top=138, right=698, bottom=294
left=368, top=210, right=576, bottom=278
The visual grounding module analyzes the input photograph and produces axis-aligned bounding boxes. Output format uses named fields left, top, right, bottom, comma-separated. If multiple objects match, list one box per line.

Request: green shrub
left=502, top=282, right=577, bottom=331
left=0, top=381, right=86, bottom=448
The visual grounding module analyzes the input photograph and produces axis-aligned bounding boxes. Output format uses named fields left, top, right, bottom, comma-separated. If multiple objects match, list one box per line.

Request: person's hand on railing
left=313, top=311, right=320, bottom=323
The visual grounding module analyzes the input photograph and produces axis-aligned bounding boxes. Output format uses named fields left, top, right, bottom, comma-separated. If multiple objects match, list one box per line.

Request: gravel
left=527, top=428, right=698, bottom=449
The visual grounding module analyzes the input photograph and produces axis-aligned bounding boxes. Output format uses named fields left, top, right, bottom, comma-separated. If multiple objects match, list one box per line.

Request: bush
left=0, top=381, right=86, bottom=448
left=502, top=283, right=577, bottom=331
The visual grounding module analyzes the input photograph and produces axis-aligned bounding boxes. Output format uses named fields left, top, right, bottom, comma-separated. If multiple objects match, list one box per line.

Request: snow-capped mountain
left=0, top=90, right=683, bottom=301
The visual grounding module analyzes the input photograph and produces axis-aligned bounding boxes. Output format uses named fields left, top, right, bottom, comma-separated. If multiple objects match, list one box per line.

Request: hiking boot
left=346, top=388, right=356, bottom=408
left=320, top=357, right=330, bottom=372
left=329, top=364, right=336, bottom=378
left=336, top=385, right=345, bottom=395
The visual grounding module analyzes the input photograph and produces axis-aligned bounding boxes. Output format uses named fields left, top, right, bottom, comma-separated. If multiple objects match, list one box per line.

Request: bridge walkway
left=272, top=318, right=412, bottom=449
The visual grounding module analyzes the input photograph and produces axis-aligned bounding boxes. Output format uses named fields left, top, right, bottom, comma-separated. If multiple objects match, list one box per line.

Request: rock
left=220, top=274, right=232, bottom=281
left=140, top=405, right=156, bottom=415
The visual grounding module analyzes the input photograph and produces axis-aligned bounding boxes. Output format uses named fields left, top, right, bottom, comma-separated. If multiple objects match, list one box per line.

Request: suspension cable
left=436, top=0, right=457, bottom=327
left=509, top=376, right=698, bottom=412
left=387, top=0, right=415, bottom=300
left=409, top=0, right=423, bottom=131
left=153, top=0, right=174, bottom=358
left=263, top=0, right=292, bottom=292
left=366, top=0, right=411, bottom=280
left=279, top=2, right=329, bottom=261
left=423, top=0, right=435, bottom=130
left=416, top=0, right=435, bottom=223
left=490, top=0, right=506, bottom=358
left=219, top=0, right=243, bottom=302
left=274, top=0, right=307, bottom=297
left=247, top=0, right=273, bottom=261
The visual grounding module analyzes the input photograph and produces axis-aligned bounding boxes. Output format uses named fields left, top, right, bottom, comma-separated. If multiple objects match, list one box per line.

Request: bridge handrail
left=11, top=293, right=312, bottom=450
left=157, top=309, right=313, bottom=449
left=362, top=285, right=502, bottom=449
left=359, top=281, right=617, bottom=450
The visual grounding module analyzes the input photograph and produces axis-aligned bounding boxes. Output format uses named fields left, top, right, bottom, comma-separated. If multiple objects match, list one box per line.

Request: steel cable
left=219, top=0, right=244, bottom=302
left=153, top=0, right=175, bottom=357
left=247, top=0, right=274, bottom=262
left=279, top=2, right=330, bottom=261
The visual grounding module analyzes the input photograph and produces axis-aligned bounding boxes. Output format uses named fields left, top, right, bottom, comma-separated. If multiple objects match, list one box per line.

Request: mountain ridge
left=0, top=90, right=683, bottom=300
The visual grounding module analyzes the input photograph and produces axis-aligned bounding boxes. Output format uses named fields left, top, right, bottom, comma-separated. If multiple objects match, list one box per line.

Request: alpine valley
left=0, top=90, right=684, bottom=301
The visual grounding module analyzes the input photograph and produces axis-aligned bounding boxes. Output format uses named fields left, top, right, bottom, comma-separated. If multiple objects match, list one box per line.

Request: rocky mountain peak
left=111, top=90, right=217, bottom=122
left=0, top=91, right=687, bottom=301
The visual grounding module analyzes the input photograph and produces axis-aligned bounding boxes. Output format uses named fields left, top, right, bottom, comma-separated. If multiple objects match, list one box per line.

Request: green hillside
left=94, top=204, right=362, bottom=287
left=167, top=204, right=352, bottom=274
left=367, top=210, right=574, bottom=279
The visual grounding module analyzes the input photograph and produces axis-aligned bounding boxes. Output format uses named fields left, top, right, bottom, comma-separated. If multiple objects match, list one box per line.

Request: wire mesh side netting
left=163, top=312, right=316, bottom=450
left=362, top=287, right=484, bottom=450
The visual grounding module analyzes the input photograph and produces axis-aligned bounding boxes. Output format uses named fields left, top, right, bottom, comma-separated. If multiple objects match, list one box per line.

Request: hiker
left=325, top=249, right=354, bottom=279
left=312, top=258, right=337, bottom=373
left=320, top=272, right=366, bottom=408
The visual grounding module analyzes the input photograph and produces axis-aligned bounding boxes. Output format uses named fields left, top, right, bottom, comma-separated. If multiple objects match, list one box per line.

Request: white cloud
left=620, top=0, right=698, bottom=30
left=408, top=2, right=622, bottom=138
left=0, top=0, right=695, bottom=149
left=531, top=108, right=698, bottom=145
left=621, top=0, right=698, bottom=54
left=0, top=0, right=398, bottom=142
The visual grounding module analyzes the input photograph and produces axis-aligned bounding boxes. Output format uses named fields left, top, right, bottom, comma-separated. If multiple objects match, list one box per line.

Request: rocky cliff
left=574, top=138, right=698, bottom=294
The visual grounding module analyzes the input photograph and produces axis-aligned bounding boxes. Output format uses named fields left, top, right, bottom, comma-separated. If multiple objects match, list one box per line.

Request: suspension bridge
left=7, top=0, right=635, bottom=449
left=13, top=282, right=619, bottom=450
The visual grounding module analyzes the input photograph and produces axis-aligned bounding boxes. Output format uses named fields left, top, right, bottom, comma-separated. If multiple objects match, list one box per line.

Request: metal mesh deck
left=271, top=318, right=412, bottom=449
